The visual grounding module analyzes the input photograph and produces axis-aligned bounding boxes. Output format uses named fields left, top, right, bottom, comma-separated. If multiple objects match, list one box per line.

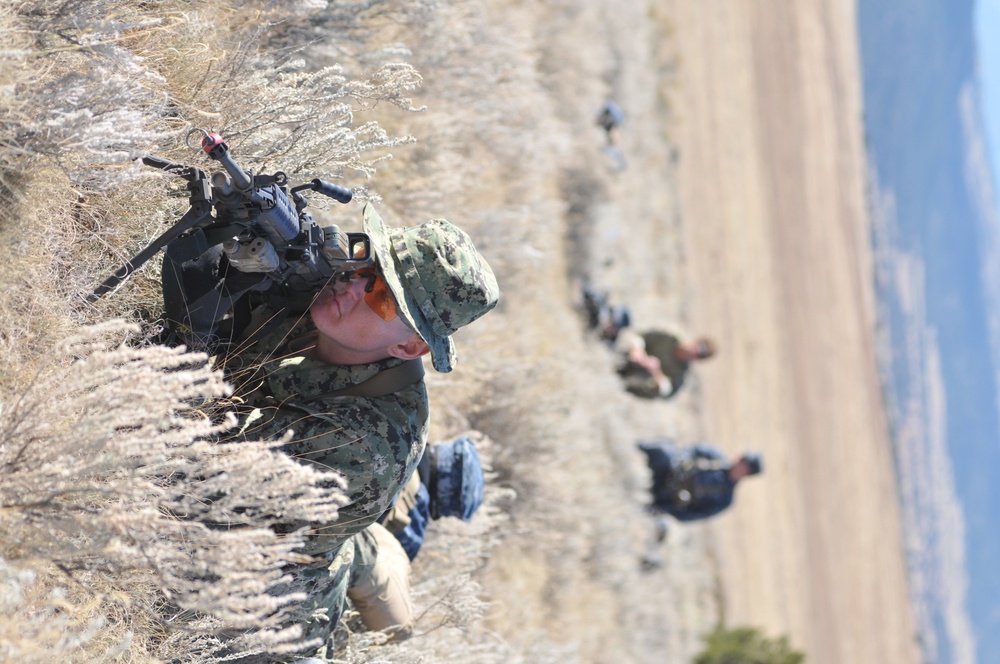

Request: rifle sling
left=301, top=358, right=425, bottom=403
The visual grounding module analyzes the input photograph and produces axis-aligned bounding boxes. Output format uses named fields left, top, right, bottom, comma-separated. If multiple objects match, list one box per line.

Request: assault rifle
left=89, top=129, right=370, bottom=304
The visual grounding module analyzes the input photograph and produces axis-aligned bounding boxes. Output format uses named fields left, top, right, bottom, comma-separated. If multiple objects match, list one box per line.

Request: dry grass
left=0, top=321, right=357, bottom=661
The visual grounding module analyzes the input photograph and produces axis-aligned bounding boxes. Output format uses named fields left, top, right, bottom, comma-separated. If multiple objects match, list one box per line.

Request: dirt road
left=656, top=2, right=920, bottom=662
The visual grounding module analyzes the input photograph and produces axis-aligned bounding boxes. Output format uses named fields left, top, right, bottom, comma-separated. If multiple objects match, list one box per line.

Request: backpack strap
left=300, top=358, right=425, bottom=403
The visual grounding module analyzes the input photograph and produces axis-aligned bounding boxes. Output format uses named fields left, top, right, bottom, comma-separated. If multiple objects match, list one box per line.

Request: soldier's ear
left=389, top=336, right=430, bottom=361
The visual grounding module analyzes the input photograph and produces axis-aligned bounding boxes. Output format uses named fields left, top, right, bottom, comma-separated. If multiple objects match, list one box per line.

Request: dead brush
left=0, top=321, right=354, bottom=662
left=0, top=0, right=693, bottom=660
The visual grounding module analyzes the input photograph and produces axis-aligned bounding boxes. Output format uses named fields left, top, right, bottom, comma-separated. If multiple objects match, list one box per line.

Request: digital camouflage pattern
left=364, top=203, right=500, bottom=373
left=226, top=325, right=426, bottom=659
left=222, top=208, right=498, bottom=656
left=231, top=206, right=498, bottom=556
left=227, top=526, right=380, bottom=662
left=239, top=339, right=429, bottom=558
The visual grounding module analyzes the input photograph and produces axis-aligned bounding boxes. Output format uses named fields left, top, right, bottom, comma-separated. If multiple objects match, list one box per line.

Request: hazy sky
left=978, top=0, right=1000, bottom=202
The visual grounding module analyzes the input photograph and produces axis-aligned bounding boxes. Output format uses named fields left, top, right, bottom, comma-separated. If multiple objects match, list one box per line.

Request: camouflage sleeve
left=242, top=390, right=426, bottom=557
left=287, top=405, right=382, bottom=549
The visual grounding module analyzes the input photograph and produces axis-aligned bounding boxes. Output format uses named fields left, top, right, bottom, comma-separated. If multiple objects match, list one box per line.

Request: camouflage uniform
left=237, top=341, right=429, bottom=556
left=170, top=203, right=499, bottom=661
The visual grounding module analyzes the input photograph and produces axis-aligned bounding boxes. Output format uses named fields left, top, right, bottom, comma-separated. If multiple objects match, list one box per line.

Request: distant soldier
left=580, top=281, right=632, bottom=345
left=596, top=101, right=625, bottom=146
left=595, top=101, right=627, bottom=171
left=617, top=329, right=716, bottom=399
left=637, top=439, right=763, bottom=521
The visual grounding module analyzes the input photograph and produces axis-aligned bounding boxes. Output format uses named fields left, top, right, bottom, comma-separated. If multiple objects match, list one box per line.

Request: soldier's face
left=310, top=273, right=416, bottom=358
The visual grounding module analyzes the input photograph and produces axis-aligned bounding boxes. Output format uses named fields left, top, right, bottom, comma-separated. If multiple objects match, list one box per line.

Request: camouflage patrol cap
left=426, top=434, right=485, bottom=521
left=363, top=203, right=500, bottom=372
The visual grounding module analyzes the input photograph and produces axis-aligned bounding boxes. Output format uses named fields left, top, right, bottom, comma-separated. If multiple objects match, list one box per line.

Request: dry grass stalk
left=0, top=321, right=352, bottom=661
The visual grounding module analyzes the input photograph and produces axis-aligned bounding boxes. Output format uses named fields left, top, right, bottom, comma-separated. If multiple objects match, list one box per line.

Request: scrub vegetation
left=0, top=0, right=726, bottom=662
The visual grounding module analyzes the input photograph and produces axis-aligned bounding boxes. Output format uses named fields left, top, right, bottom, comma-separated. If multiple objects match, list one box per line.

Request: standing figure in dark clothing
left=596, top=101, right=625, bottom=145
left=595, top=101, right=627, bottom=171
left=638, top=439, right=763, bottom=521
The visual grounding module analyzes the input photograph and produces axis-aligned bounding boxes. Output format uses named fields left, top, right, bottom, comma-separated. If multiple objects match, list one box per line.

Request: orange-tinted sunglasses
left=354, top=268, right=398, bottom=321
